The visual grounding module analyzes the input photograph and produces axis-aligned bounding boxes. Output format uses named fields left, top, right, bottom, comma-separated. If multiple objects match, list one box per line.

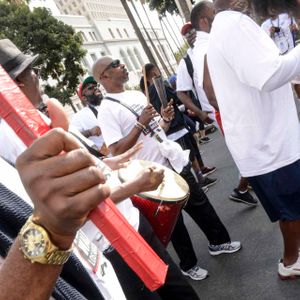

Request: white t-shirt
left=0, top=157, right=126, bottom=300
left=0, top=115, right=139, bottom=256
left=207, top=11, right=300, bottom=177
left=98, top=90, right=189, bottom=172
left=261, top=13, right=296, bottom=54
left=176, top=48, right=195, bottom=92
left=71, top=106, right=104, bottom=148
left=192, top=31, right=215, bottom=115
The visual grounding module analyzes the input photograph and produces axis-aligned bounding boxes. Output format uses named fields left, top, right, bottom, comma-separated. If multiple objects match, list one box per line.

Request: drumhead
left=118, top=160, right=189, bottom=203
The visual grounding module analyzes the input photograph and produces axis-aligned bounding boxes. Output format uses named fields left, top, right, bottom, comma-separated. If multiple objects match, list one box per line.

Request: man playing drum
left=93, top=56, right=242, bottom=281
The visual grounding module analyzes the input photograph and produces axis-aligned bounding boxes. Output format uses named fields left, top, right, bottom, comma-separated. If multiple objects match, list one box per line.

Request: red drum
left=118, top=160, right=190, bottom=247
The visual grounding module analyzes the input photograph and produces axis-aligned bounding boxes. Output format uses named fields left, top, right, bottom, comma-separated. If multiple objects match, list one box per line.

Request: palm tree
left=140, top=1, right=175, bottom=74
left=129, top=0, right=171, bottom=76
left=120, top=0, right=157, bottom=66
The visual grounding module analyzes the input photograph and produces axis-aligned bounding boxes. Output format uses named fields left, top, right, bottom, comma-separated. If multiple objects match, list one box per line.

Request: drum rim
left=134, top=192, right=190, bottom=204
left=118, top=159, right=190, bottom=203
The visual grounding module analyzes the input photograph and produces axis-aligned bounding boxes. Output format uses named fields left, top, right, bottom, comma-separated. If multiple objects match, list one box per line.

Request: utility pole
left=120, top=0, right=157, bottom=66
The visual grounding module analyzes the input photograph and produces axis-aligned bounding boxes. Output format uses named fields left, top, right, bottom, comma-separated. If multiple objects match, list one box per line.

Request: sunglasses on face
left=85, top=83, right=101, bottom=91
left=101, top=59, right=121, bottom=76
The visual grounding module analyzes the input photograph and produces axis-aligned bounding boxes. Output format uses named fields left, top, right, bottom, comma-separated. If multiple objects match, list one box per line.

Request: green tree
left=0, top=1, right=86, bottom=111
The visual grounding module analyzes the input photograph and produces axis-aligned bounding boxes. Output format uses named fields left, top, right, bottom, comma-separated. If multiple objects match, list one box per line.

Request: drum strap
left=105, top=96, right=163, bottom=142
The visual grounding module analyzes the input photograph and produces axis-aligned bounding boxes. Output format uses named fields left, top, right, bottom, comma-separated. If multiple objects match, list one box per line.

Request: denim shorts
left=248, top=159, right=300, bottom=222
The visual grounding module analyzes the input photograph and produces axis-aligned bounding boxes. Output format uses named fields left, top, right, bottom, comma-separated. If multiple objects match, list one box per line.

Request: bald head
left=92, top=56, right=114, bottom=83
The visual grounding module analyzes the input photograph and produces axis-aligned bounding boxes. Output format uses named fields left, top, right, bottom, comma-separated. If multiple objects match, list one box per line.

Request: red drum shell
left=131, top=195, right=187, bottom=247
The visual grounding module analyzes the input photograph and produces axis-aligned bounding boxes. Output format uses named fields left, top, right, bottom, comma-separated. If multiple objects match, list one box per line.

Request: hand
left=161, top=99, right=174, bottom=122
left=135, top=166, right=165, bottom=193
left=16, top=128, right=110, bottom=249
left=89, top=126, right=101, bottom=136
left=270, top=26, right=276, bottom=34
left=198, top=110, right=213, bottom=122
left=103, top=141, right=143, bottom=170
left=44, top=98, right=69, bottom=131
left=187, top=109, right=196, bottom=117
left=138, top=104, right=158, bottom=126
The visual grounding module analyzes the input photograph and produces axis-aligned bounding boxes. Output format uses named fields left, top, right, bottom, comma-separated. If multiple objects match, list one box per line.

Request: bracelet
left=135, top=121, right=146, bottom=130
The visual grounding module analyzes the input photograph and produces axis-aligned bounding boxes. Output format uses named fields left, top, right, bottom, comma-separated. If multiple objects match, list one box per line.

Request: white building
left=31, top=0, right=182, bottom=116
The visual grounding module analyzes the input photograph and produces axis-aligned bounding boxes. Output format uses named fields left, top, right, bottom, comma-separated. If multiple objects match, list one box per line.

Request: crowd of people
left=1, top=0, right=300, bottom=299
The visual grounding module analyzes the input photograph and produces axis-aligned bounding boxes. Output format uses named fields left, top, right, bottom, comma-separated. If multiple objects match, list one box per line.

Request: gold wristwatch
left=18, top=216, right=72, bottom=265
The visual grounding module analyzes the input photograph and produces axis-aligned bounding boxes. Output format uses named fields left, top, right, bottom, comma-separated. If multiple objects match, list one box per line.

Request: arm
left=109, top=105, right=157, bottom=156
left=203, top=55, right=220, bottom=111
left=109, top=166, right=164, bottom=203
left=262, top=45, right=300, bottom=92
left=81, top=126, right=101, bottom=138
left=0, top=241, right=62, bottom=300
left=0, top=129, right=110, bottom=300
left=176, top=91, right=209, bottom=121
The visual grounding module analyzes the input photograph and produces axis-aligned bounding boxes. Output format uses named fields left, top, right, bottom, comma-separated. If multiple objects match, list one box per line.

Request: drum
left=118, top=160, right=190, bottom=246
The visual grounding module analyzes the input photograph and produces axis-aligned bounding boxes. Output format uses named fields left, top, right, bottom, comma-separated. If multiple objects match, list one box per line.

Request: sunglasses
left=85, top=83, right=101, bottom=91
left=100, top=59, right=121, bottom=76
left=32, top=65, right=42, bottom=77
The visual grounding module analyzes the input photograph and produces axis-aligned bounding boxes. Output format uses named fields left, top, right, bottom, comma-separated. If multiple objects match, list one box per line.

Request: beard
left=86, top=94, right=103, bottom=106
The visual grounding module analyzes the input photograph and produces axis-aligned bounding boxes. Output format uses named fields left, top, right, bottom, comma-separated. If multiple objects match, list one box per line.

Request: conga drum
left=118, top=160, right=190, bottom=247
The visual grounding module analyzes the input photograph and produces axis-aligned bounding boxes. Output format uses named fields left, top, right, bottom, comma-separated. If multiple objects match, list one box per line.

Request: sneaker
left=202, top=177, right=218, bottom=189
left=208, top=241, right=242, bottom=256
left=229, top=189, right=258, bottom=206
left=181, top=266, right=208, bottom=281
left=278, top=259, right=300, bottom=280
left=202, top=186, right=209, bottom=193
left=199, top=136, right=212, bottom=144
left=202, top=166, right=216, bottom=177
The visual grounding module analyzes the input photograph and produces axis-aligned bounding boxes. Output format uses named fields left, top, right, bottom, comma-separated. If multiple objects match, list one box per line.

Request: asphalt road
left=167, top=127, right=300, bottom=300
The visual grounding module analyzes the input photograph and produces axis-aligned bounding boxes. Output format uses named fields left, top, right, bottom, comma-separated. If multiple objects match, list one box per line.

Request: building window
left=79, top=31, right=87, bottom=42
left=76, top=103, right=82, bottom=110
left=92, top=32, right=97, bottom=40
left=134, top=47, right=144, bottom=66
left=120, top=49, right=133, bottom=72
left=100, top=51, right=106, bottom=56
left=108, top=28, right=115, bottom=39
left=91, top=53, right=97, bottom=62
left=127, top=48, right=140, bottom=69
left=117, top=28, right=123, bottom=38
left=89, top=32, right=95, bottom=41
left=124, top=29, right=130, bottom=38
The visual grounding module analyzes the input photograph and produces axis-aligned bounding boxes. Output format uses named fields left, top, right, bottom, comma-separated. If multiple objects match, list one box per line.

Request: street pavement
left=167, top=127, right=300, bottom=300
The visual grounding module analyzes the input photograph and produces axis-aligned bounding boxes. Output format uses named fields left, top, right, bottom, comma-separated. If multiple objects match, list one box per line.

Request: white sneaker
left=181, top=266, right=208, bottom=281
left=278, top=259, right=300, bottom=280
left=208, top=241, right=242, bottom=256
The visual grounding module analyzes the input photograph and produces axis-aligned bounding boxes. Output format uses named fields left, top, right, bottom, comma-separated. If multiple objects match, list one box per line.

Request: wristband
left=136, top=121, right=146, bottom=130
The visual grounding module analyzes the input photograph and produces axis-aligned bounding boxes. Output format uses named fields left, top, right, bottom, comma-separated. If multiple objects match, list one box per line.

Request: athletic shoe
left=201, top=166, right=216, bottom=177
left=278, top=259, right=300, bottom=280
left=202, top=177, right=218, bottom=189
left=199, top=136, right=212, bottom=144
left=229, top=189, right=258, bottom=206
left=208, top=241, right=242, bottom=256
left=181, top=266, right=208, bottom=281
left=202, top=186, right=209, bottom=193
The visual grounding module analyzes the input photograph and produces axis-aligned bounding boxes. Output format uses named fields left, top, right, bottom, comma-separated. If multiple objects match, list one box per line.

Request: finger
left=39, top=148, right=96, bottom=178
left=54, top=166, right=107, bottom=196
left=68, top=183, right=111, bottom=218
left=17, top=128, right=82, bottom=163
left=45, top=98, right=69, bottom=131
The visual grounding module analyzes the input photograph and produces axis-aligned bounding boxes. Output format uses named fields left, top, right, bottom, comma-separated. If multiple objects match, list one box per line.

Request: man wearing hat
left=71, top=76, right=105, bottom=152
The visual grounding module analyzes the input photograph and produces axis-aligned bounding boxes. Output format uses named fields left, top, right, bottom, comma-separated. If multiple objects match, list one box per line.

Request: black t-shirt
left=149, top=83, right=186, bottom=135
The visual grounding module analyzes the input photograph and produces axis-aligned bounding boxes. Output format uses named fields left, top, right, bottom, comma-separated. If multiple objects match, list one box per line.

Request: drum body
left=118, top=160, right=190, bottom=247
left=130, top=195, right=187, bottom=247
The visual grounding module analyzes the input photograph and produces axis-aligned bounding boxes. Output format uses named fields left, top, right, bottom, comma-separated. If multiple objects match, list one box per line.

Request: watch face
left=21, top=227, right=48, bottom=258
